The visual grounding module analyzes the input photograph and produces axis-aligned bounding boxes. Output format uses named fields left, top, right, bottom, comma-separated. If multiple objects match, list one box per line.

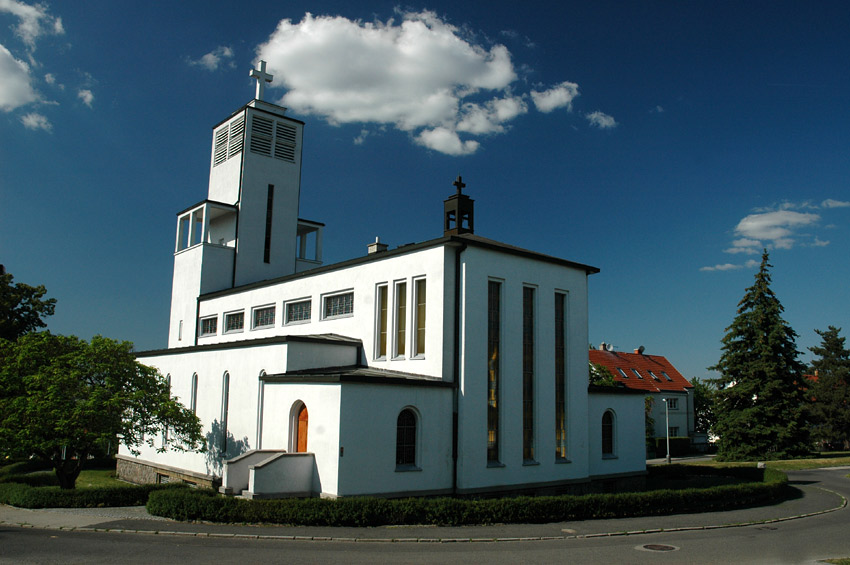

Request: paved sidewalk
left=0, top=475, right=845, bottom=543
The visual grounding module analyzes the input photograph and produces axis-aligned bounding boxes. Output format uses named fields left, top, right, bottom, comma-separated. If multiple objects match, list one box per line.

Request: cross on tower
left=453, top=175, right=466, bottom=195
left=250, top=60, right=274, bottom=101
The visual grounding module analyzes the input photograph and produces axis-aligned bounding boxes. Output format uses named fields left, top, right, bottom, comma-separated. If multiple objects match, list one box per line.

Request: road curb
left=1, top=486, right=846, bottom=544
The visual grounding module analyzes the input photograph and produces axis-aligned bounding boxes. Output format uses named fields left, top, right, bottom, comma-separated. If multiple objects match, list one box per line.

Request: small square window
left=286, top=299, right=311, bottom=323
left=667, top=398, right=679, bottom=410
left=323, top=292, right=353, bottom=319
left=224, top=311, right=244, bottom=333
left=648, top=371, right=660, bottom=381
left=616, top=368, right=628, bottom=378
left=631, top=368, right=643, bottom=379
left=662, top=372, right=673, bottom=381
left=253, top=305, right=275, bottom=329
left=199, top=316, right=217, bottom=336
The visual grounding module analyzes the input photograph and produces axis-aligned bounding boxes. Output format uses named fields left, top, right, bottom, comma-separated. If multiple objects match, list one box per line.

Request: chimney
left=634, top=345, right=645, bottom=355
left=599, top=342, right=607, bottom=351
left=367, top=237, right=388, bottom=255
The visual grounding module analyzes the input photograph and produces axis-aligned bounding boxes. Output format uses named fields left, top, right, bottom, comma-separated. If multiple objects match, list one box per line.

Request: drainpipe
left=451, top=240, right=467, bottom=496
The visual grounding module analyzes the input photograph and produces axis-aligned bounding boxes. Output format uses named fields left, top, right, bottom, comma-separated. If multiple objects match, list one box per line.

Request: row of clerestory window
left=197, top=291, right=354, bottom=337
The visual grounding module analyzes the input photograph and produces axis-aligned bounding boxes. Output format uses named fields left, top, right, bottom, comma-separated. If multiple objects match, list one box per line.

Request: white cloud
left=189, top=46, right=235, bottom=71
left=255, top=11, right=580, bottom=156
left=0, top=43, right=37, bottom=111
left=77, top=88, right=93, bottom=107
left=586, top=110, right=617, bottom=129
left=822, top=198, right=850, bottom=209
left=700, top=259, right=759, bottom=272
left=0, top=0, right=64, bottom=49
left=20, top=111, right=50, bottom=131
left=530, top=81, right=579, bottom=113
left=812, top=237, right=830, bottom=247
left=416, top=127, right=479, bottom=156
left=651, top=105, right=664, bottom=113
left=732, top=210, right=820, bottom=251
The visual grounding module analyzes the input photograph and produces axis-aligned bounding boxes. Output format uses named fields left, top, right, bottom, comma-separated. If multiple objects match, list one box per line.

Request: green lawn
left=690, top=453, right=850, bottom=471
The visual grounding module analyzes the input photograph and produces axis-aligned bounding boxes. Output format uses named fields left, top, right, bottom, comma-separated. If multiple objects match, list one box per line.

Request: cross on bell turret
left=250, top=60, right=274, bottom=101
left=444, top=175, right=474, bottom=236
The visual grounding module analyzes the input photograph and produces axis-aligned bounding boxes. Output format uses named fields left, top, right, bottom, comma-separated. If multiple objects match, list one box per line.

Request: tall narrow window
left=190, top=373, right=199, bottom=414
left=162, top=375, right=171, bottom=446
left=220, top=372, right=230, bottom=454
left=376, top=284, right=388, bottom=358
left=263, top=184, right=274, bottom=263
left=602, top=410, right=615, bottom=456
left=487, top=280, right=501, bottom=463
left=396, top=408, right=417, bottom=468
left=522, top=286, right=535, bottom=462
left=395, top=281, right=407, bottom=357
left=554, top=292, right=567, bottom=460
left=413, top=279, right=426, bottom=357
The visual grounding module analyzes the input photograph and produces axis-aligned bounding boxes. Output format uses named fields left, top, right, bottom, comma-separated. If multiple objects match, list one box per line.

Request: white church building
left=116, top=63, right=646, bottom=498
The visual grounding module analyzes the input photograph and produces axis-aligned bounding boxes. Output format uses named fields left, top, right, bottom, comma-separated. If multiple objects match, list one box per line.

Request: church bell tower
left=167, top=61, right=322, bottom=348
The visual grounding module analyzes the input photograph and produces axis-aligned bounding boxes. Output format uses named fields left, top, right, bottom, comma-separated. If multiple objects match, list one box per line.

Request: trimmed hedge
left=146, top=465, right=788, bottom=527
left=0, top=481, right=186, bottom=509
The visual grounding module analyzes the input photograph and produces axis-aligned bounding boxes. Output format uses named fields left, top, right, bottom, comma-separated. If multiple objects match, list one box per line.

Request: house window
left=662, top=372, right=673, bottom=381
left=487, top=280, right=501, bottom=464
left=413, top=278, right=426, bottom=357
left=220, top=372, right=230, bottom=454
left=669, top=426, right=679, bottom=437
left=667, top=398, right=679, bottom=410
left=323, top=291, right=353, bottom=318
left=554, top=292, right=567, bottom=460
left=252, top=305, right=275, bottom=329
left=522, top=286, right=535, bottom=462
left=199, top=316, right=217, bottom=337
left=190, top=373, right=198, bottom=414
left=376, top=284, right=388, bottom=359
left=285, top=299, right=311, bottom=324
left=396, top=408, right=417, bottom=469
left=224, top=311, right=244, bottom=333
left=648, top=370, right=660, bottom=381
left=616, top=368, right=628, bottom=378
left=602, top=410, right=615, bottom=456
left=631, top=368, right=643, bottom=379
left=394, top=281, right=407, bottom=357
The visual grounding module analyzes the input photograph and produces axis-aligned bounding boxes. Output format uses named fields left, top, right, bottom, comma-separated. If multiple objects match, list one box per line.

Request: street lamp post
left=662, top=398, right=671, bottom=464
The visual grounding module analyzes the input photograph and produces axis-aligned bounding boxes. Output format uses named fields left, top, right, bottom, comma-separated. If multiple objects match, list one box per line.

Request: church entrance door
left=296, top=405, right=308, bottom=452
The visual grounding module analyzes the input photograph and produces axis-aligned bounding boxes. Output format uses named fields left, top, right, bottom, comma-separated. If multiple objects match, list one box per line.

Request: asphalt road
left=1, top=467, right=848, bottom=564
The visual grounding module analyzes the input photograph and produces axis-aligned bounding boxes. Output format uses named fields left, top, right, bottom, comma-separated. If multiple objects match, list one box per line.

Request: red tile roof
left=589, top=349, right=693, bottom=393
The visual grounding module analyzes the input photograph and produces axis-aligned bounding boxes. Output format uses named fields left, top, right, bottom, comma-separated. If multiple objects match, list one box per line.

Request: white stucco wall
left=587, top=391, right=646, bottom=478
left=336, top=383, right=454, bottom=497
left=195, top=244, right=450, bottom=380
left=455, top=246, right=594, bottom=493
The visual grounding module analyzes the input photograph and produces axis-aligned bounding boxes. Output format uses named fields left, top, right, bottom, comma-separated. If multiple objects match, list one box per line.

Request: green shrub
left=0, top=480, right=184, bottom=508
left=146, top=465, right=788, bottom=527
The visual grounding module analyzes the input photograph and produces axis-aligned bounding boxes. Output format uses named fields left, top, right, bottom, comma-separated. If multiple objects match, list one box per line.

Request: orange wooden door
left=297, top=405, right=309, bottom=452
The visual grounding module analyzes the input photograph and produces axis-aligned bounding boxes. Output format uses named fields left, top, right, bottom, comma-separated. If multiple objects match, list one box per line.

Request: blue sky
left=2, top=1, right=848, bottom=380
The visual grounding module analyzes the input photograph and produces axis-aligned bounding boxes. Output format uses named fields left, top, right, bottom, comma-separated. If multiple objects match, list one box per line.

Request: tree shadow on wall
left=204, top=419, right=250, bottom=476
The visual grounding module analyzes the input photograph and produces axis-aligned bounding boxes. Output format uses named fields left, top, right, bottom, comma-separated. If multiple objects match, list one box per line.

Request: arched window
left=602, top=410, right=615, bottom=456
left=396, top=408, right=417, bottom=468
left=190, top=373, right=199, bottom=414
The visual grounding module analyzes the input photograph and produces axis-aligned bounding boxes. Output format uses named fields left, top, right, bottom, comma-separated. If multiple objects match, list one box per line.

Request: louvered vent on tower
left=250, top=115, right=297, bottom=162
left=274, top=122, right=296, bottom=162
left=213, top=115, right=246, bottom=167
left=213, top=127, right=228, bottom=166
left=250, top=115, right=274, bottom=156
left=228, top=115, right=245, bottom=158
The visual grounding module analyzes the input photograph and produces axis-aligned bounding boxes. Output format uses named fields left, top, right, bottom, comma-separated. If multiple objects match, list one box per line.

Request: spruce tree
left=808, top=326, right=850, bottom=450
left=709, top=251, right=809, bottom=460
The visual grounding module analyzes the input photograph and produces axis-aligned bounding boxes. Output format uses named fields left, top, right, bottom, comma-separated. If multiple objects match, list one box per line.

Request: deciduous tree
left=0, top=333, right=204, bottom=488
left=709, top=252, right=808, bottom=460
left=0, top=268, right=56, bottom=341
